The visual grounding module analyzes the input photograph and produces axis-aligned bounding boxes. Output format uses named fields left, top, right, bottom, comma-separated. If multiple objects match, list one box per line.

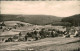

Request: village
left=0, top=21, right=80, bottom=43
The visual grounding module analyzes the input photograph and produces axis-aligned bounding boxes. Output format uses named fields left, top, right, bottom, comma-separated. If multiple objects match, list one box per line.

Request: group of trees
left=61, top=14, right=80, bottom=27
left=19, top=28, right=65, bottom=41
left=0, top=14, right=62, bottom=25
left=5, top=28, right=65, bottom=42
left=4, top=26, right=80, bottom=42
left=1, top=14, right=80, bottom=26
left=50, top=14, right=80, bottom=27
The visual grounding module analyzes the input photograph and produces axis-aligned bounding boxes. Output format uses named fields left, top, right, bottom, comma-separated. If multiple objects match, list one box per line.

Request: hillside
left=61, top=14, right=80, bottom=26
left=0, top=14, right=62, bottom=25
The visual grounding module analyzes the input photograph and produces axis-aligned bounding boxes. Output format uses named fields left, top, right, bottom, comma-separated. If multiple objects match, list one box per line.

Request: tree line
left=61, top=14, right=80, bottom=27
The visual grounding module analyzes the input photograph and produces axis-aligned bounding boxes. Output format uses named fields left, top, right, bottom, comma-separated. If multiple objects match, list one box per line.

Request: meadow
left=0, top=37, right=80, bottom=51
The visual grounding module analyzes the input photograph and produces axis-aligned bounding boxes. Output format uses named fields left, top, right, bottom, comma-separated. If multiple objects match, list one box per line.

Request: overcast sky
left=1, top=1, right=80, bottom=17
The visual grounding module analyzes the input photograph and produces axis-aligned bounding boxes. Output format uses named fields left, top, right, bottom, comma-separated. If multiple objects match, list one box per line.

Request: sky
left=1, top=1, right=80, bottom=17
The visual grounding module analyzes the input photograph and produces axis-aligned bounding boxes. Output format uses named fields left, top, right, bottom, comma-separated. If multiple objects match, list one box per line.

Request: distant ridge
left=61, top=14, right=80, bottom=26
left=0, top=14, right=62, bottom=25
